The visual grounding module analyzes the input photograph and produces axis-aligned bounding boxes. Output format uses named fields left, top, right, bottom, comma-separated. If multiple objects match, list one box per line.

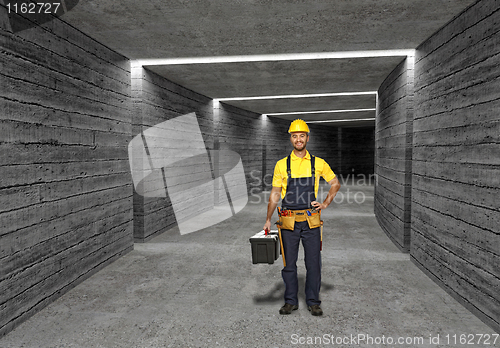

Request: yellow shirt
left=272, top=150, right=336, bottom=199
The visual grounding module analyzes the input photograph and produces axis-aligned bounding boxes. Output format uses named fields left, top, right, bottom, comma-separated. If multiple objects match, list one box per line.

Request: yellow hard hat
left=288, top=119, right=310, bottom=133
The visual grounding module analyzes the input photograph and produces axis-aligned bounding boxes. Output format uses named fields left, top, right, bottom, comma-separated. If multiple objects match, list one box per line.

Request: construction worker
left=263, top=119, right=341, bottom=316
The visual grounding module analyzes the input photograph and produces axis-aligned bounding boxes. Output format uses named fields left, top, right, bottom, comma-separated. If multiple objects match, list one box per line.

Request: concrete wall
left=261, top=116, right=290, bottom=191
left=411, top=0, right=500, bottom=331
left=307, top=124, right=341, bottom=176
left=218, top=102, right=264, bottom=197
left=0, top=8, right=133, bottom=336
left=375, top=58, right=414, bottom=252
left=375, top=0, right=499, bottom=331
left=131, top=66, right=213, bottom=241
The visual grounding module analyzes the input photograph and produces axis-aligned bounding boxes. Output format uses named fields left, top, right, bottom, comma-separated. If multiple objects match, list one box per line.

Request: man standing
left=263, top=119, right=341, bottom=316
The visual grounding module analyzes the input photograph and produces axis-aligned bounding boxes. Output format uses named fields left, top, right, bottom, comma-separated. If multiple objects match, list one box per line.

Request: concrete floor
left=1, top=181, right=497, bottom=348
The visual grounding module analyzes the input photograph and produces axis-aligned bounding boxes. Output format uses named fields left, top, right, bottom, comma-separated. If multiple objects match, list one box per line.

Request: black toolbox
left=249, top=230, right=280, bottom=264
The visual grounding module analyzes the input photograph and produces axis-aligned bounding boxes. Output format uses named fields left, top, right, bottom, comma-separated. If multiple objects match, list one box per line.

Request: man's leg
left=301, top=224, right=322, bottom=307
left=281, top=226, right=301, bottom=306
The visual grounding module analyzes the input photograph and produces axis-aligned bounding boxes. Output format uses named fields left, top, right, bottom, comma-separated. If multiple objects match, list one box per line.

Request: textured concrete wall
left=131, top=66, right=213, bottom=241
left=0, top=8, right=133, bottom=336
left=411, top=0, right=500, bottom=331
left=375, top=58, right=414, bottom=252
left=261, top=117, right=290, bottom=190
left=341, top=126, right=376, bottom=177
left=218, top=103, right=263, bottom=196
left=307, top=124, right=341, bottom=176
left=374, top=1, right=499, bottom=330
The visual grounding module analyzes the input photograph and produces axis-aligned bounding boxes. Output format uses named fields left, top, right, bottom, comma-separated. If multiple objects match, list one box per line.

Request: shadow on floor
left=253, top=276, right=335, bottom=305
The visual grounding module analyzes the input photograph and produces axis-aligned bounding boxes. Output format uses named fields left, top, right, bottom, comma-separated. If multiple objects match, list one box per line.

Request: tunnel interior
left=0, top=0, right=499, bottom=339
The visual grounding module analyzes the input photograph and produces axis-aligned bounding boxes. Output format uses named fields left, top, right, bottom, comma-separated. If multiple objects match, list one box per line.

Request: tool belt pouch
left=279, top=215, right=295, bottom=230
left=306, top=212, right=322, bottom=229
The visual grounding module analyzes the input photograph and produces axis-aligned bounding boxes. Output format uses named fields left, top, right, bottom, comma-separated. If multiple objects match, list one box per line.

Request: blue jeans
left=281, top=221, right=321, bottom=306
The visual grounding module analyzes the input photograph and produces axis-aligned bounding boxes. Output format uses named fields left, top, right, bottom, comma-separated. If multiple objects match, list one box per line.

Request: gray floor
left=1, top=181, right=497, bottom=348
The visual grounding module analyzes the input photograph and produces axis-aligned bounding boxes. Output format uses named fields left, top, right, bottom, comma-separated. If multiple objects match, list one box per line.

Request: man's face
left=290, top=132, right=309, bottom=151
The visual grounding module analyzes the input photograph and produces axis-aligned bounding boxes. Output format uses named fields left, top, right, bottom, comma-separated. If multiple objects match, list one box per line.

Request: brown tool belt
left=279, top=209, right=321, bottom=229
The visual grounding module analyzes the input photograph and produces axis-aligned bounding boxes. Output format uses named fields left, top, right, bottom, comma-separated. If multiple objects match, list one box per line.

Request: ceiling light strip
left=307, top=118, right=376, bottom=123
left=265, top=108, right=376, bottom=116
left=216, top=91, right=376, bottom=101
left=133, top=49, right=415, bottom=66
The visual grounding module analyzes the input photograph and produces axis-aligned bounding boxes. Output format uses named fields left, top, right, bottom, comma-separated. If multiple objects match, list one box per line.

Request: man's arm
left=263, top=186, right=282, bottom=232
left=311, top=177, right=341, bottom=210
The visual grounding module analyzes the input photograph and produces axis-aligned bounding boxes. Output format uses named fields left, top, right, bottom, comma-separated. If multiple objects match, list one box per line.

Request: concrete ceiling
left=62, top=0, right=476, bottom=127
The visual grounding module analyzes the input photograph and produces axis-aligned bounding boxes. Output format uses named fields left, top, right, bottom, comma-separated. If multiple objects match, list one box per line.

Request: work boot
left=279, top=303, right=298, bottom=315
left=307, top=305, right=323, bottom=316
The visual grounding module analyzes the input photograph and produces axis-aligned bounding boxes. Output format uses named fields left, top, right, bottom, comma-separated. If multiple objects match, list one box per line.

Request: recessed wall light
left=264, top=108, right=376, bottom=117
left=132, top=49, right=415, bottom=66
left=306, top=118, right=376, bottom=123
left=217, top=91, right=376, bottom=101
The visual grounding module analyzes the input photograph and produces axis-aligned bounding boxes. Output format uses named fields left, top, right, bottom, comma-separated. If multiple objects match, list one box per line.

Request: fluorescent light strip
left=307, top=118, right=376, bottom=123
left=133, top=49, right=415, bottom=66
left=216, top=91, right=376, bottom=101
left=265, top=108, right=375, bottom=116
